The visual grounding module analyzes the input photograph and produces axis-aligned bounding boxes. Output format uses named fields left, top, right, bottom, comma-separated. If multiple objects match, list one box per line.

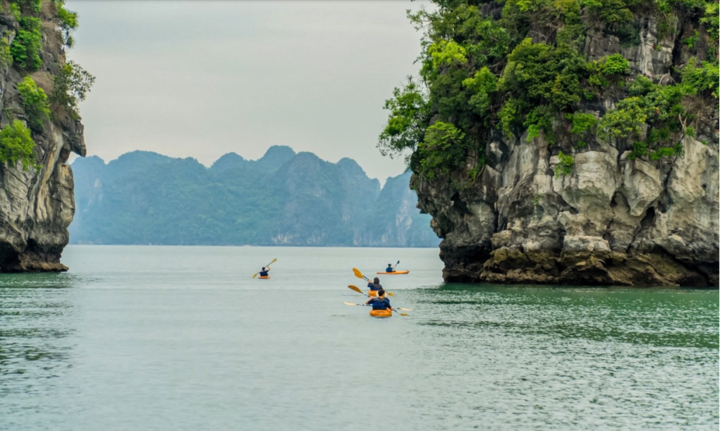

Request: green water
left=1, top=246, right=717, bottom=430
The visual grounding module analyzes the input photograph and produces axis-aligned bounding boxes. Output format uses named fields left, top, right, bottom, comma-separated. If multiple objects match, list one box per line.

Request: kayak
left=258, top=275, right=270, bottom=279
left=376, top=270, right=409, bottom=275
left=370, top=309, right=392, bottom=318
left=368, top=290, right=379, bottom=297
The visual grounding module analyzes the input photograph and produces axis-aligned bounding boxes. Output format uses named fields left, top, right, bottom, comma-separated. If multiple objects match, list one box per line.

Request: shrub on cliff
left=0, top=120, right=37, bottom=171
left=17, top=76, right=50, bottom=132
left=378, top=78, right=430, bottom=162
left=554, top=151, right=574, bottom=177
left=416, top=121, right=466, bottom=180
left=56, top=1, right=78, bottom=47
left=13, top=0, right=42, bottom=14
left=599, top=58, right=717, bottom=159
left=0, top=37, right=12, bottom=68
left=50, top=61, right=95, bottom=119
left=10, top=16, right=42, bottom=70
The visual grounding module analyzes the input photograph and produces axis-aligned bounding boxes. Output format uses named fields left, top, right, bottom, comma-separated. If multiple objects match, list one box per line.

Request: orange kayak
left=370, top=309, right=392, bottom=318
left=368, top=290, right=379, bottom=297
left=258, top=275, right=270, bottom=279
left=376, top=270, right=409, bottom=275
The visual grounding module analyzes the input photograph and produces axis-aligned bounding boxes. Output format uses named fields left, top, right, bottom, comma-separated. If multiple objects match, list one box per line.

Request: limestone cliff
left=0, top=1, right=88, bottom=271
left=381, top=0, right=718, bottom=287
left=361, top=172, right=441, bottom=247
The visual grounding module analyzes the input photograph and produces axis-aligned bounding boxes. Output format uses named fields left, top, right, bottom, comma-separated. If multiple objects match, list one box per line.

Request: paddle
left=393, top=260, right=400, bottom=271
left=252, top=258, right=277, bottom=278
left=347, top=285, right=408, bottom=316
left=344, top=302, right=412, bottom=311
left=352, top=268, right=395, bottom=296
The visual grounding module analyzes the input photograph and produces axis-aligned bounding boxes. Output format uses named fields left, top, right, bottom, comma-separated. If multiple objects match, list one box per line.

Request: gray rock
left=416, top=125, right=718, bottom=286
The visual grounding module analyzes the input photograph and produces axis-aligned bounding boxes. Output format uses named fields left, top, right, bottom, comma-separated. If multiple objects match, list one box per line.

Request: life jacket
left=259, top=270, right=269, bottom=276
left=368, top=282, right=382, bottom=291
left=370, top=297, right=390, bottom=310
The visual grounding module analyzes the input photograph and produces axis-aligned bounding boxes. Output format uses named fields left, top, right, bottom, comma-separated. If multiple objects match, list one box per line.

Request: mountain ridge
left=70, top=146, right=439, bottom=247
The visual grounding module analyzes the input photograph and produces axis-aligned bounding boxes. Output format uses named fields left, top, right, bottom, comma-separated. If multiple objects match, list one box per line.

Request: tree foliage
left=378, top=0, right=718, bottom=181
left=0, top=120, right=37, bottom=170
left=416, top=121, right=467, bottom=180
left=378, top=78, right=429, bottom=159
left=50, top=60, right=96, bottom=118
left=17, top=76, right=50, bottom=131
left=56, top=1, right=78, bottom=47
left=10, top=16, right=42, bottom=70
left=555, top=151, right=574, bottom=177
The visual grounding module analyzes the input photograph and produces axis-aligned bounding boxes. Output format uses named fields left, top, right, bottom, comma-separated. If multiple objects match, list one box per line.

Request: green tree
left=56, top=1, right=78, bottom=47
left=378, top=78, right=430, bottom=159
left=50, top=61, right=95, bottom=118
left=555, top=151, right=574, bottom=177
left=17, top=76, right=50, bottom=131
left=10, top=16, right=42, bottom=70
left=416, top=121, right=467, bottom=180
left=0, top=120, right=37, bottom=170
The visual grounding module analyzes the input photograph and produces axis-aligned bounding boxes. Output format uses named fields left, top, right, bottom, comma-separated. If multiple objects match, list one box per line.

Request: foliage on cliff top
left=379, top=0, right=719, bottom=182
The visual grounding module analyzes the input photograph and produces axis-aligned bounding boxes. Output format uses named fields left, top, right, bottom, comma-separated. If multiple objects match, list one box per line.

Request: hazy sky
left=66, top=1, right=427, bottom=181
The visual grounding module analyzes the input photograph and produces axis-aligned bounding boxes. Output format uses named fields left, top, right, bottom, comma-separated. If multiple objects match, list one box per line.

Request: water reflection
left=0, top=276, right=77, bottom=398
left=412, top=284, right=719, bottom=348
left=0, top=272, right=87, bottom=289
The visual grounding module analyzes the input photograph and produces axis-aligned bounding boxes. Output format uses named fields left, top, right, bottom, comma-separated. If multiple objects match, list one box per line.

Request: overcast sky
left=65, top=1, right=427, bottom=181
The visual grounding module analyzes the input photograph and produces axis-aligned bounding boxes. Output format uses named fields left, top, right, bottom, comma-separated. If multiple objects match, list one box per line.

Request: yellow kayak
left=370, top=309, right=392, bottom=318
left=258, top=275, right=270, bottom=279
left=376, top=270, right=409, bottom=275
left=368, top=290, right=379, bottom=297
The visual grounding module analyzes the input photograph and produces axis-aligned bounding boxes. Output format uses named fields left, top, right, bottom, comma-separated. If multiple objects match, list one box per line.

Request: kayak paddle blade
left=348, top=285, right=364, bottom=295
left=252, top=273, right=258, bottom=279
left=352, top=268, right=364, bottom=279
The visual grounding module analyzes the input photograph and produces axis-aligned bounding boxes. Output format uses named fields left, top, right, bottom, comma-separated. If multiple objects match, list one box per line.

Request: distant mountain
left=69, top=146, right=440, bottom=247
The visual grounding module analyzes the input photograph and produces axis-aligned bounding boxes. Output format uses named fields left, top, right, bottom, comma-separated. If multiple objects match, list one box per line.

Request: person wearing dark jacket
left=366, top=289, right=392, bottom=311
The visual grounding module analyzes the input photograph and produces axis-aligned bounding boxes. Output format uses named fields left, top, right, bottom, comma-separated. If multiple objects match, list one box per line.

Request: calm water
left=0, top=246, right=717, bottom=430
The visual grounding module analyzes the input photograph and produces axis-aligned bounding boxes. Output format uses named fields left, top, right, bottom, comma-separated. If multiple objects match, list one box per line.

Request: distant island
left=70, top=146, right=439, bottom=247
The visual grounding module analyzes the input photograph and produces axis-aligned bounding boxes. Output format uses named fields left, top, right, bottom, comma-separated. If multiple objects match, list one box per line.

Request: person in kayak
left=386, top=263, right=394, bottom=273
left=259, top=266, right=270, bottom=277
left=367, top=277, right=382, bottom=292
left=366, top=289, right=392, bottom=311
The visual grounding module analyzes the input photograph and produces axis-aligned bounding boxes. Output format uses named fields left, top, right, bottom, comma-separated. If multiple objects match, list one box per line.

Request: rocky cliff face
left=0, top=2, right=86, bottom=271
left=407, top=3, right=718, bottom=287
left=362, top=172, right=441, bottom=247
